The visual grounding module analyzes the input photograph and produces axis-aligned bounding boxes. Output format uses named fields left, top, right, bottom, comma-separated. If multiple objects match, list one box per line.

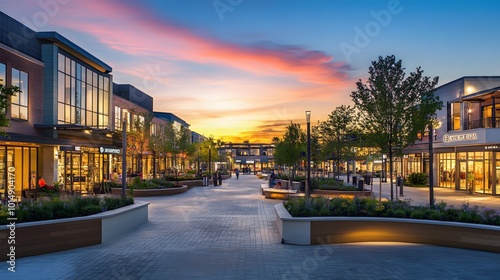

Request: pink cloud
left=44, top=0, right=351, bottom=86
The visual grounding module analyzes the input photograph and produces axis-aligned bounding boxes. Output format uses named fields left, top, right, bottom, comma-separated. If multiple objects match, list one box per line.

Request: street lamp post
left=121, top=118, right=127, bottom=199
left=306, top=110, right=311, bottom=198
left=429, top=123, right=434, bottom=207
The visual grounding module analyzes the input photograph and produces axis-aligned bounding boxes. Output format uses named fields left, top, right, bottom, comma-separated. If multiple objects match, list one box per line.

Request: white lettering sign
left=443, top=133, right=478, bottom=143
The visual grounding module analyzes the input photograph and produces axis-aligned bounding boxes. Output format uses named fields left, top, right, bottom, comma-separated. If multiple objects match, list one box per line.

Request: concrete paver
left=1, top=175, right=500, bottom=279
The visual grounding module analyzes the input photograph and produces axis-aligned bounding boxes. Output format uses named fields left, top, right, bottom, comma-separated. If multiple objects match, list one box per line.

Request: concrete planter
left=0, top=201, right=149, bottom=260
left=312, top=189, right=372, bottom=198
left=111, top=185, right=188, bottom=197
left=275, top=203, right=500, bottom=252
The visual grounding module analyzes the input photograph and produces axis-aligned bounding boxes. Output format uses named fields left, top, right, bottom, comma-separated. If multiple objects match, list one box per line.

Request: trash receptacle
left=352, top=176, right=357, bottom=186
left=203, top=176, right=208, bottom=186
left=364, top=175, right=371, bottom=185
left=357, top=179, right=364, bottom=191
left=397, top=176, right=404, bottom=196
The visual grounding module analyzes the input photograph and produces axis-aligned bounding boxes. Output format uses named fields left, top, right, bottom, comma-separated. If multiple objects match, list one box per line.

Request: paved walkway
left=2, top=175, right=500, bottom=279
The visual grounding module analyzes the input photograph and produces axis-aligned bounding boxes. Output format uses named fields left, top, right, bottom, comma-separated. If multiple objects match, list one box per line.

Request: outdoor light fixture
left=305, top=110, right=311, bottom=198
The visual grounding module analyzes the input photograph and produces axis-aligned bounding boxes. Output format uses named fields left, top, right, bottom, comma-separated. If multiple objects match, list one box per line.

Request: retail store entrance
left=58, top=146, right=112, bottom=194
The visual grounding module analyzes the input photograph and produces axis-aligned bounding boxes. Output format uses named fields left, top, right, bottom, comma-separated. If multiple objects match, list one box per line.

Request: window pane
left=75, top=79, right=81, bottom=107
left=11, top=69, right=20, bottom=104
left=86, top=85, right=93, bottom=110
left=65, top=105, right=71, bottom=122
left=70, top=77, right=76, bottom=106
left=70, top=106, right=75, bottom=123
left=86, top=110, right=92, bottom=126
left=65, top=75, right=71, bottom=104
left=58, top=72, right=65, bottom=102
left=81, top=109, right=86, bottom=126
left=92, top=87, right=98, bottom=112
left=20, top=71, right=28, bottom=106
left=20, top=106, right=28, bottom=120
left=65, top=57, right=71, bottom=73
left=58, top=102, right=65, bottom=122
left=0, top=63, right=5, bottom=85
left=99, top=89, right=104, bottom=113
left=104, top=76, right=109, bottom=92
left=11, top=104, right=19, bottom=119
left=87, top=69, right=92, bottom=85
left=81, top=83, right=86, bottom=110
left=81, top=66, right=86, bottom=83
left=76, top=63, right=81, bottom=80
left=70, top=60, right=75, bottom=77
left=58, top=53, right=65, bottom=72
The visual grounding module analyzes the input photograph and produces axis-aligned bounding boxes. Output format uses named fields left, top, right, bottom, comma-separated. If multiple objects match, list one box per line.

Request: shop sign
left=247, top=160, right=255, bottom=164
left=75, top=146, right=100, bottom=153
left=99, top=147, right=121, bottom=154
left=485, top=145, right=500, bottom=150
left=443, top=133, right=478, bottom=143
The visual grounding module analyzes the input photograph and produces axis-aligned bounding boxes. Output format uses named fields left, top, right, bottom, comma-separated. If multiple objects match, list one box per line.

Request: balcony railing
left=462, top=117, right=500, bottom=130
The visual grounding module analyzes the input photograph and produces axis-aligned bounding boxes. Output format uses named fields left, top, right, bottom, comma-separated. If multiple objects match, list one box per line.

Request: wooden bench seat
left=260, top=183, right=298, bottom=199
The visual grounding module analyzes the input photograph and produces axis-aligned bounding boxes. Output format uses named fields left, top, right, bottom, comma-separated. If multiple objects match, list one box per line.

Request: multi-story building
left=220, top=142, right=275, bottom=174
left=0, top=11, right=118, bottom=196
left=405, top=76, right=500, bottom=195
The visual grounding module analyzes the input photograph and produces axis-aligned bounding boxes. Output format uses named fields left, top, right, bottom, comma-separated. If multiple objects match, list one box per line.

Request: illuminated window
left=115, top=106, right=122, bottom=130
left=57, top=53, right=110, bottom=128
left=0, top=63, right=5, bottom=85
left=11, top=68, right=28, bottom=120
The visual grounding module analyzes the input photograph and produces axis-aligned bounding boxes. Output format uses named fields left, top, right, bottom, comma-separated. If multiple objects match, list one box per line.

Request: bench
left=260, top=184, right=298, bottom=199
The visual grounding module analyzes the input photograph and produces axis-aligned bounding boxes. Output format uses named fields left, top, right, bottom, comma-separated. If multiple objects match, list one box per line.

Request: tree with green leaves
left=317, top=105, right=359, bottom=180
left=273, top=122, right=306, bottom=182
left=0, top=82, right=19, bottom=135
left=126, top=111, right=154, bottom=175
left=195, top=136, right=219, bottom=174
left=350, top=55, right=442, bottom=200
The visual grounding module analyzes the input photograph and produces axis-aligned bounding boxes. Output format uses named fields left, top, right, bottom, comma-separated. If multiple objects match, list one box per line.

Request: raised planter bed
left=111, top=185, right=188, bottom=197
left=0, top=201, right=149, bottom=260
left=312, top=189, right=372, bottom=198
left=274, top=203, right=500, bottom=252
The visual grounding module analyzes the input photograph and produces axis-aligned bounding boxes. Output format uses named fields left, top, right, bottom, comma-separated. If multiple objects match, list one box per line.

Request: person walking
left=213, top=171, right=218, bottom=186
left=235, top=168, right=240, bottom=179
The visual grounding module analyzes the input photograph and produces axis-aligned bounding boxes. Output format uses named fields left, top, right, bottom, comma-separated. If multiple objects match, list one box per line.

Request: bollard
left=357, top=179, right=364, bottom=191
left=398, top=176, right=404, bottom=197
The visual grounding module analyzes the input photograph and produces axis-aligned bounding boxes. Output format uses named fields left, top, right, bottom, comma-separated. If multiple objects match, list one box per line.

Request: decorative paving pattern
left=2, top=175, right=500, bottom=279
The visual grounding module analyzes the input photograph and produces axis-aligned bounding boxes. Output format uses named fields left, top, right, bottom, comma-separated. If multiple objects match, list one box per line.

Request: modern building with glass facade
left=220, top=142, right=275, bottom=174
left=0, top=11, right=117, bottom=196
left=404, top=76, right=500, bottom=195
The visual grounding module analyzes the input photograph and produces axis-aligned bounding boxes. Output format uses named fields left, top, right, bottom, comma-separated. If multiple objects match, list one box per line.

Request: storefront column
left=41, top=146, right=57, bottom=185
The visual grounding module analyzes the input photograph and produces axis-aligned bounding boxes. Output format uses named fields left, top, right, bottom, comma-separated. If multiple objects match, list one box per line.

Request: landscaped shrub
left=406, top=172, right=428, bottom=186
left=0, top=195, right=134, bottom=225
left=283, top=197, right=500, bottom=226
left=311, top=177, right=357, bottom=191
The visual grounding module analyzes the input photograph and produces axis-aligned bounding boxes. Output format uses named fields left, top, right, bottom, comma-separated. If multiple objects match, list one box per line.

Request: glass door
left=458, top=161, right=467, bottom=191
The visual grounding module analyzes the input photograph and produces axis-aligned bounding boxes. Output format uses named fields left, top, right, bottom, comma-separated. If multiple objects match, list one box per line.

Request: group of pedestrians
left=212, top=171, right=222, bottom=186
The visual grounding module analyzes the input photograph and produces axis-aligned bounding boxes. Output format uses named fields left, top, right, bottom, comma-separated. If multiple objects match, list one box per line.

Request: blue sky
left=2, top=0, right=500, bottom=142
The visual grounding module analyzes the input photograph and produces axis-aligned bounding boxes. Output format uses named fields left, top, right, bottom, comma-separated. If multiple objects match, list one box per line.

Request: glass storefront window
left=0, top=146, right=38, bottom=199
left=57, top=53, right=110, bottom=129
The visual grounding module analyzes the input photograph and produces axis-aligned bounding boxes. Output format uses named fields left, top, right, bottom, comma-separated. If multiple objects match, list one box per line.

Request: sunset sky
left=3, top=0, right=500, bottom=142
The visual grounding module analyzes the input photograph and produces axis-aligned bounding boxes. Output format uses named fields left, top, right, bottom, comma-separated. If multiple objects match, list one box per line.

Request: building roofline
left=448, top=85, right=500, bottom=103
left=36, top=31, right=112, bottom=73
left=436, top=76, right=500, bottom=90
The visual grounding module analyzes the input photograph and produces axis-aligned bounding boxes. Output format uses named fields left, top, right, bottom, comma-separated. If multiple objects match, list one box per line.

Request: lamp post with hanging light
left=306, top=110, right=311, bottom=198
